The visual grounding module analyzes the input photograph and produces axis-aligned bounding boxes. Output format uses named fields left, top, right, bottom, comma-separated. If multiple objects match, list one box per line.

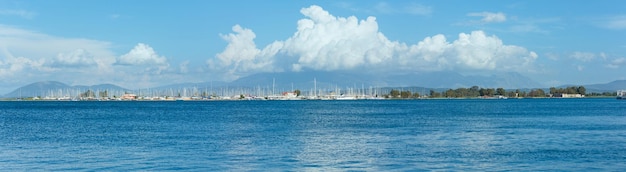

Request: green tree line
left=388, top=89, right=421, bottom=99
left=429, top=86, right=511, bottom=98
left=549, top=86, right=586, bottom=95
left=427, top=86, right=588, bottom=98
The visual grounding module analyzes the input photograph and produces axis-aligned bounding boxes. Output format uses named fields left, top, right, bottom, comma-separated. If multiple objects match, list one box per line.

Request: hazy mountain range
left=228, top=71, right=545, bottom=90
left=3, top=71, right=626, bottom=98
left=3, top=81, right=129, bottom=98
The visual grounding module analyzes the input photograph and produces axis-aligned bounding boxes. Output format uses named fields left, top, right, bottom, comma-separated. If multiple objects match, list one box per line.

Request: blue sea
left=1, top=99, right=625, bottom=171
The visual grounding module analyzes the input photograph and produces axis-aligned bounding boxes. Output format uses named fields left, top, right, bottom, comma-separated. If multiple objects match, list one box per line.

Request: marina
left=8, top=85, right=626, bottom=101
left=7, top=80, right=408, bottom=101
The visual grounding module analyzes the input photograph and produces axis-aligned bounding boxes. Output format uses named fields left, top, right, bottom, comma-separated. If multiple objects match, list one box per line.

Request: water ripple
left=0, top=99, right=625, bottom=171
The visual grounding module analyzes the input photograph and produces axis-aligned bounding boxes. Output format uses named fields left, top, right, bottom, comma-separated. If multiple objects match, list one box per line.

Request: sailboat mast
left=314, top=78, right=317, bottom=97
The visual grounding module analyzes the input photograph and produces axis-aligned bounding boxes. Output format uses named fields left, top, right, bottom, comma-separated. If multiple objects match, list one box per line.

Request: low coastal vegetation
left=387, top=85, right=616, bottom=99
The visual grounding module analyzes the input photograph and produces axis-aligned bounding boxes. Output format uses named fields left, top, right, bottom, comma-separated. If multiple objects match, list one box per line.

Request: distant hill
left=229, top=71, right=376, bottom=90
left=4, top=81, right=72, bottom=97
left=229, top=71, right=544, bottom=90
left=3, top=81, right=129, bottom=98
left=150, top=81, right=228, bottom=90
left=556, top=80, right=626, bottom=93
left=74, top=84, right=128, bottom=91
left=382, top=71, right=544, bottom=89
left=583, top=80, right=626, bottom=92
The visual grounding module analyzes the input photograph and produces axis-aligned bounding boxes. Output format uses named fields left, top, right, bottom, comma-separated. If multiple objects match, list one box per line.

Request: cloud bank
left=52, top=49, right=97, bottom=67
left=0, top=24, right=184, bottom=91
left=208, top=5, right=536, bottom=80
left=0, top=25, right=115, bottom=80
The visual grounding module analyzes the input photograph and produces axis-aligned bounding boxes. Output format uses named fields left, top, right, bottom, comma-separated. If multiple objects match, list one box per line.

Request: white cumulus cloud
left=208, top=5, right=537, bottom=80
left=206, top=25, right=280, bottom=80
left=452, top=31, right=534, bottom=70
left=51, top=49, right=97, bottom=67
left=468, top=12, right=507, bottom=23
left=284, top=5, right=395, bottom=71
left=399, top=31, right=537, bottom=71
left=0, top=48, right=47, bottom=77
left=116, top=43, right=170, bottom=75
left=117, top=43, right=167, bottom=66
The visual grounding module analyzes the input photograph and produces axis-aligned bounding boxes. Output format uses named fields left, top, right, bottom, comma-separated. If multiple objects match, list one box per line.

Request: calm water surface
left=1, top=99, right=625, bottom=171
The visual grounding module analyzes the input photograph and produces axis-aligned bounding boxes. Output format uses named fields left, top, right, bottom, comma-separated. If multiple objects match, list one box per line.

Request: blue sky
left=1, top=0, right=625, bottom=93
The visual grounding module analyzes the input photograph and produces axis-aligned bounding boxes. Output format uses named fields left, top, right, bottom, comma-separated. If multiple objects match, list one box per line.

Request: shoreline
left=1, top=96, right=619, bottom=101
